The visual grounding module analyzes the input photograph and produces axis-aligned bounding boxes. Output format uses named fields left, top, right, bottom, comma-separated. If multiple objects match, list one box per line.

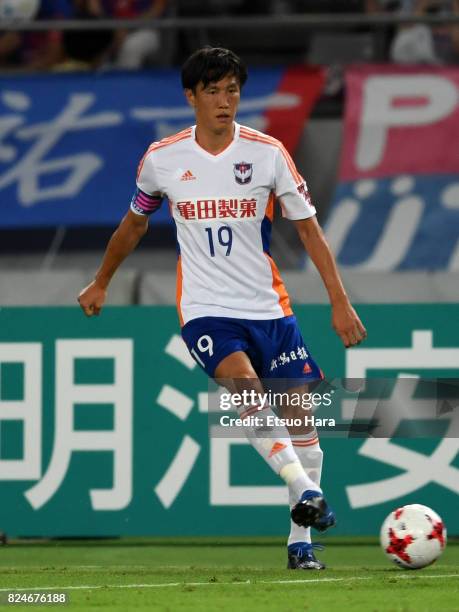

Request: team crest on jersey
left=233, top=161, right=253, bottom=185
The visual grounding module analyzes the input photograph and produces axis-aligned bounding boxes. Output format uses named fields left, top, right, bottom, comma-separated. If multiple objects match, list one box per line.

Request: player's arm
left=294, top=216, right=367, bottom=348
left=78, top=210, right=148, bottom=317
left=272, top=144, right=367, bottom=348
left=79, top=145, right=163, bottom=317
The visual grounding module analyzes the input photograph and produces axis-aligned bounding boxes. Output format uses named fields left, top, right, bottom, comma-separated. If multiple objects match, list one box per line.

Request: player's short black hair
left=181, top=46, right=248, bottom=91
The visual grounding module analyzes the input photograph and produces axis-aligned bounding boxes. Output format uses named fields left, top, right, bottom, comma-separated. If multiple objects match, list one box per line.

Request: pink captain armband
left=130, top=187, right=163, bottom=216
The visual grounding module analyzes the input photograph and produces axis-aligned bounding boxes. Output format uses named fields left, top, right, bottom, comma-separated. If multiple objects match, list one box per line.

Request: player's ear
left=184, top=88, right=196, bottom=108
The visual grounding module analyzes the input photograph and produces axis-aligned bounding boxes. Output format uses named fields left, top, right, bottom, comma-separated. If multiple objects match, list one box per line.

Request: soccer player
left=78, top=46, right=367, bottom=570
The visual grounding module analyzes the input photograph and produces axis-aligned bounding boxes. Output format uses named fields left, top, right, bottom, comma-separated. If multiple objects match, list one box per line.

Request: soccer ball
left=380, top=504, right=447, bottom=569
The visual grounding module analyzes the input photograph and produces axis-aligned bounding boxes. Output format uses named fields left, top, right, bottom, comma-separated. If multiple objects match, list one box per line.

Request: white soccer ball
left=380, top=504, right=447, bottom=569
left=0, top=0, right=40, bottom=20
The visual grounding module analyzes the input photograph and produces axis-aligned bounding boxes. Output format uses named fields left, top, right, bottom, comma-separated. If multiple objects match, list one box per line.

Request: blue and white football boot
left=291, top=490, right=336, bottom=532
left=287, top=542, right=325, bottom=570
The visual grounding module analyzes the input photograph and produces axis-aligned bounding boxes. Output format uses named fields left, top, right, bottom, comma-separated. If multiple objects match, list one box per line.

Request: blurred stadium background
left=0, top=0, right=458, bottom=562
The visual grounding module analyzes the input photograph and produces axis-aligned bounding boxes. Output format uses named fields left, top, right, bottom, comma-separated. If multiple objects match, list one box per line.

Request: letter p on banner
left=341, top=67, right=459, bottom=180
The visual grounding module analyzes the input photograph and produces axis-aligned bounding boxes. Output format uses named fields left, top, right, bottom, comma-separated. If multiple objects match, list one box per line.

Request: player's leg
left=182, top=316, right=331, bottom=532
left=217, top=347, right=334, bottom=536
left=282, top=386, right=335, bottom=535
left=288, top=434, right=325, bottom=569
left=182, top=317, right=319, bottom=500
left=280, top=387, right=326, bottom=569
left=214, top=351, right=322, bottom=502
left=256, top=316, right=336, bottom=567
left=272, top=385, right=326, bottom=568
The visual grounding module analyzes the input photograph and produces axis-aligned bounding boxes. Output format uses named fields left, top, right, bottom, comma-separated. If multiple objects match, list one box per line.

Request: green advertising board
left=0, top=305, right=458, bottom=537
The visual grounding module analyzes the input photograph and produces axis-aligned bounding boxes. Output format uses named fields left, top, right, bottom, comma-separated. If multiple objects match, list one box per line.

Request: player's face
left=186, top=74, right=241, bottom=134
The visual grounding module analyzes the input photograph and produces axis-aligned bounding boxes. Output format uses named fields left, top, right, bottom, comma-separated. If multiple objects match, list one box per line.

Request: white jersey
left=132, top=123, right=316, bottom=325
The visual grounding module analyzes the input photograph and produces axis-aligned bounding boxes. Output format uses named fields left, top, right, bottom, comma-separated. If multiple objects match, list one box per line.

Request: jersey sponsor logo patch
left=233, top=161, right=253, bottom=185
left=270, top=346, right=309, bottom=372
left=180, top=170, right=196, bottom=181
left=176, top=197, right=257, bottom=220
left=297, top=182, right=312, bottom=205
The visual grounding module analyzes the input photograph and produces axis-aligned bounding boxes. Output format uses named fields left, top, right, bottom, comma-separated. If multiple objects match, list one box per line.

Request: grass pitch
left=0, top=537, right=457, bottom=611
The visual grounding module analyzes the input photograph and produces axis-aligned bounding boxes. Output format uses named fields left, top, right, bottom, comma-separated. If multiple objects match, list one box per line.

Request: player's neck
left=194, top=123, right=235, bottom=155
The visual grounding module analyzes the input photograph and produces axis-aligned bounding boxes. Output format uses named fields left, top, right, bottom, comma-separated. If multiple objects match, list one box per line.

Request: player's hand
left=331, top=300, right=367, bottom=348
left=78, top=280, right=107, bottom=317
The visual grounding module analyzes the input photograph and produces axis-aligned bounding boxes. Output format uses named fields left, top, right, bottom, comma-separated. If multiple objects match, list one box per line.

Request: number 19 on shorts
left=190, top=334, right=213, bottom=368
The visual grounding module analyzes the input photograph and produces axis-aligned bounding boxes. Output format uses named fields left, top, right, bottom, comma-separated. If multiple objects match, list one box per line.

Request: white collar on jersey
left=191, top=122, right=241, bottom=160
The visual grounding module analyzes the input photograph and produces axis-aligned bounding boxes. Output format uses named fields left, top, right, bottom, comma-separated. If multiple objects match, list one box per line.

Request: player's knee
left=233, top=370, right=258, bottom=380
left=215, top=352, right=257, bottom=380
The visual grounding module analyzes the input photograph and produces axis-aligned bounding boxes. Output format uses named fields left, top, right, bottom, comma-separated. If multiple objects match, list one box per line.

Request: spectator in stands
left=28, top=0, right=74, bottom=69
left=390, top=0, right=459, bottom=63
left=0, top=0, right=71, bottom=70
left=0, top=30, right=23, bottom=68
left=0, top=0, right=34, bottom=67
left=363, top=0, right=404, bottom=62
left=97, top=0, right=170, bottom=69
left=52, top=7, right=114, bottom=71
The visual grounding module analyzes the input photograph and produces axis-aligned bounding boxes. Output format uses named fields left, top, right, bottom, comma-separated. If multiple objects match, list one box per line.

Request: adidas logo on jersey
left=180, top=170, right=196, bottom=181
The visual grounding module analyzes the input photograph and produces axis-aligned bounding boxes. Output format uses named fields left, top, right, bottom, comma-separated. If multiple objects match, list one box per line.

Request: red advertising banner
left=266, top=66, right=325, bottom=154
left=340, top=65, right=459, bottom=181
left=323, top=65, right=459, bottom=271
